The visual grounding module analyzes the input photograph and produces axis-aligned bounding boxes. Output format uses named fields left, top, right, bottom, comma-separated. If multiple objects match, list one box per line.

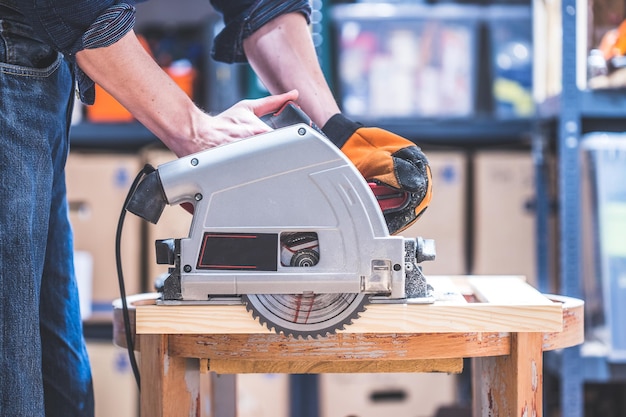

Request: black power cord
left=115, top=164, right=156, bottom=389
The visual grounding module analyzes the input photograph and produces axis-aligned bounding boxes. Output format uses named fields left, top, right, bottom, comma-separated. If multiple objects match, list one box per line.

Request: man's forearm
left=243, top=12, right=340, bottom=128
left=77, top=27, right=301, bottom=157
left=76, top=29, right=205, bottom=155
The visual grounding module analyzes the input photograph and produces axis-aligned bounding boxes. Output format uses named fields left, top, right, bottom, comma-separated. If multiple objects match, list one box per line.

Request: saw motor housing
left=126, top=124, right=435, bottom=336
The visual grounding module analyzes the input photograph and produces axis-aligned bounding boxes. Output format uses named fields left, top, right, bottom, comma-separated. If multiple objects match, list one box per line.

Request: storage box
left=582, top=133, right=626, bottom=362
left=320, top=373, right=457, bottom=417
left=87, top=341, right=138, bottom=417
left=66, top=152, right=143, bottom=319
left=487, top=6, right=534, bottom=118
left=471, top=151, right=556, bottom=287
left=331, top=3, right=479, bottom=119
left=580, top=142, right=603, bottom=333
left=402, top=151, right=468, bottom=275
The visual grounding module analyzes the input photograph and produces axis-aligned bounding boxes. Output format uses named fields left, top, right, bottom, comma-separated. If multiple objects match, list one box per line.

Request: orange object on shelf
left=85, top=35, right=197, bottom=123
left=85, top=34, right=150, bottom=124
left=86, top=84, right=134, bottom=123
left=165, top=60, right=197, bottom=100
left=599, top=19, right=626, bottom=61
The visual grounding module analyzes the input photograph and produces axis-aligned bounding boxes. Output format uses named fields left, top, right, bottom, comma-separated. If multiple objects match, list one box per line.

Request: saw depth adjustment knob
left=415, top=237, right=436, bottom=264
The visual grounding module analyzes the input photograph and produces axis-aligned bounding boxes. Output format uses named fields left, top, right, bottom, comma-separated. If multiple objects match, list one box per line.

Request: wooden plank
left=428, top=276, right=468, bottom=304
left=167, top=332, right=510, bottom=361
left=135, top=277, right=562, bottom=335
left=207, top=358, right=463, bottom=374
left=468, top=276, right=552, bottom=305
left=136, top=300, right=562, bottom=335
left=472, top=332, right=543, bottom=417
left=346, top=303, right=562, bottom=333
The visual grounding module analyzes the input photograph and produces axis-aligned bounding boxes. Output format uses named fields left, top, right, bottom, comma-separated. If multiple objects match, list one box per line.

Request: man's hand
left=322, top=114, right=432, bottom=234
left=177, top=90, right=299, bottom=156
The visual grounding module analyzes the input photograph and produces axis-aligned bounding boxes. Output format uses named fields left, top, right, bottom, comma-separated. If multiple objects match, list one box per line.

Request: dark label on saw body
left=197, top=232, right=278, bottom=271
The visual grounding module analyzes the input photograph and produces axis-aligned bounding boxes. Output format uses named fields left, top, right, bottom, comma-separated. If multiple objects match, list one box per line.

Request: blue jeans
left=0, top=8, right=94, bottom=417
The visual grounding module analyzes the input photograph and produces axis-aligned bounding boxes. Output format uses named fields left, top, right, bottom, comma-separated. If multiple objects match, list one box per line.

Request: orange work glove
left=322, top=114, right=433, bottom=235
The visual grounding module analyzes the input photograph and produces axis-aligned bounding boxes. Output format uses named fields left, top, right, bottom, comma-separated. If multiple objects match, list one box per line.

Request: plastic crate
left=331, top=3, right=480, bottom=120
left=582, top=132, right=626, bottom=363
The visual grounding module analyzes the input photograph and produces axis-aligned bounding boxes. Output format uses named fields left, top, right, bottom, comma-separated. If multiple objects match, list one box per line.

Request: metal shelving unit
left=365, top=118, right=533, bottom=146
left=534, top=0, right=626, bottom=414
left=556, top=1, right=585, bottom=412
left=70, top=118, right=533, bottom=150
left=581, top=90, right=626, bottom=117
left=70, top=122, right=158, bottom=150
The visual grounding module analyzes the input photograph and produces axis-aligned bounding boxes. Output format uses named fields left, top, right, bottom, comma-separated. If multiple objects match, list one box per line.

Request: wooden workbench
left=113, top=276, right=584, bottom=417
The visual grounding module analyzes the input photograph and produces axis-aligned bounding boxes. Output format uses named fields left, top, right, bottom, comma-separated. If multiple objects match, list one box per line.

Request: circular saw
left=126, top=119, right=435, bottom=339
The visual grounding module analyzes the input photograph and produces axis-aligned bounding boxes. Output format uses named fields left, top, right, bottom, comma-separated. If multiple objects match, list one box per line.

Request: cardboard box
left=237, top=374, right=289, bottom=417
left=87, top=342, right=138, bottom=417
left=320, top=373, right=458, bottom=417
left=140, top=147, right=193, bottom=288
left=402, top=151, right=468, bottom=275
left=66, top=152, right=143, bottom=319
left=471, top=151, right=556, bottom=287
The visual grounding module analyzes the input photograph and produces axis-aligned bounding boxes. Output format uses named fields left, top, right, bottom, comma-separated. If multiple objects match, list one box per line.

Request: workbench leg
left=140, top=334, right=200, bottom=417
left=472, top=332, right=543, bottom=417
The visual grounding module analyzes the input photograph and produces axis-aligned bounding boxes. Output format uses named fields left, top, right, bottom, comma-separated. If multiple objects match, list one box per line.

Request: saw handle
left=261, top=101, right=324, bottom=135
left=178, top=102, right=318, bottom=217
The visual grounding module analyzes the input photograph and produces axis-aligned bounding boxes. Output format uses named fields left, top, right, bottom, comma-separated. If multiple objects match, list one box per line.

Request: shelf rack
left=534, top=0, right=626, bottom=414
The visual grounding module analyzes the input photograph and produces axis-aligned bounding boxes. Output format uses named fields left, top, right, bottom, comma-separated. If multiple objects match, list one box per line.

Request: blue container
left=486, top=5, right=533, bottom=119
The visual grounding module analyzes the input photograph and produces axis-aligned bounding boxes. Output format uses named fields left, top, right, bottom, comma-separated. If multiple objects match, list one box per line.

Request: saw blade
left=243, top=293, right=369, bottom=339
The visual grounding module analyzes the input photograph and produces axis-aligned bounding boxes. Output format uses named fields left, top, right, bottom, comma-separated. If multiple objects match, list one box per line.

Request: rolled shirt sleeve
left=210, top=0, right=311, bottom=63
left=77, top=3, right=136, bottom=103
left=15, top=0, right=136, bottom=103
